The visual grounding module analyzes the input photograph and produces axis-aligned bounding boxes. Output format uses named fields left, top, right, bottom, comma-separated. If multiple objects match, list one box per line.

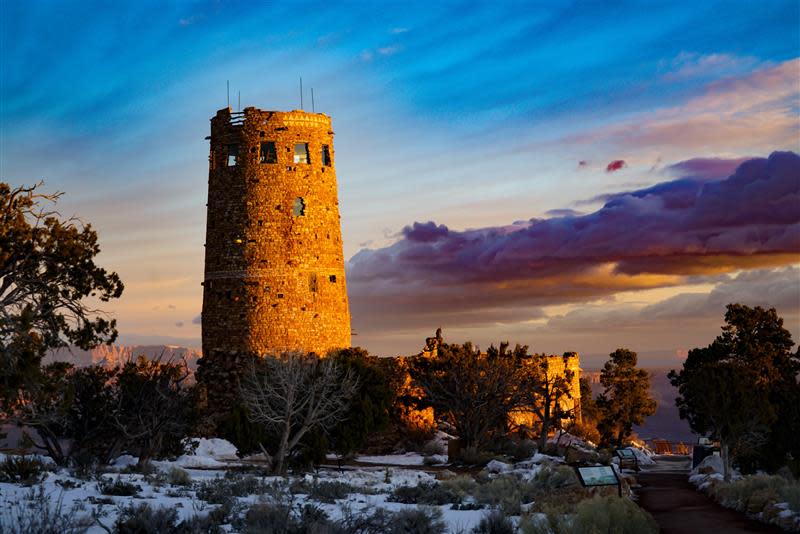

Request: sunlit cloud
left=348, top=152, right=800, bottom=341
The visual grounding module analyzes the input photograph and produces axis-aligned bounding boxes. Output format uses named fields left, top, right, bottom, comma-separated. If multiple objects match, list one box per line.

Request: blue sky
left=1, top=1, right=798, bottom=364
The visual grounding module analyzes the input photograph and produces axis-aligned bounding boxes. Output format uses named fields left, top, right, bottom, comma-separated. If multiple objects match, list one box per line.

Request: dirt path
left=636, top=456, right=782, bottom=533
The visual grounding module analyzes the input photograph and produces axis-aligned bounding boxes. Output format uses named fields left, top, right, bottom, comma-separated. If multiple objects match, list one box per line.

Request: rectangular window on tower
left=294, top=143, right=310, bottom=164
left=227, top=144, right=239, bottom=167
left=260, top=141, right=277, bottom=163
left=321, top=145, right=331, bottom=166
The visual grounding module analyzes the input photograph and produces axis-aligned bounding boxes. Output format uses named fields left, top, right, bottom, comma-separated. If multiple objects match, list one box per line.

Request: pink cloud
left=606, top=160, right=626, bottom=172
left=566, top=59, right=800, bottom=156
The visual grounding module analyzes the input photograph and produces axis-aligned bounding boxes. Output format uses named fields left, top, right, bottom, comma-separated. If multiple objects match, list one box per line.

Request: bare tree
left=240, top=352, right=358, bottom=474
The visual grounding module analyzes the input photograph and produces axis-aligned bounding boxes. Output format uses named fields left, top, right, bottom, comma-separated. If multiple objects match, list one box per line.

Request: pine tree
left=596, top=348, right=657, bottom=446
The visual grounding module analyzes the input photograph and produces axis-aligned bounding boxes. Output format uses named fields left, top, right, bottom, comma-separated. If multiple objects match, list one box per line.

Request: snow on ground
left=628, top=446, right=656, bottom=466
left=0, top=439, right=618, bottom=533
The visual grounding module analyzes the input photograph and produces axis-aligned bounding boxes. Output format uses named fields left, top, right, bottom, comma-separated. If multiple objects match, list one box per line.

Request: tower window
left=260, top=141, right=277, bottom=163
left=329, top=275, right=337, bottom=283
left=309, top=273, right=318, bottom=292
left=227, top=144, right=239, bottom=166
left=293, top=197, right=305, bottom=216
left=294, top=143, right=310, bottom=164
left=321, top=145, right=331, bottom=166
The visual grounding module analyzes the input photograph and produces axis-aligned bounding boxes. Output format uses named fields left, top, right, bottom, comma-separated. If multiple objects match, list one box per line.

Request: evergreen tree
left=596, top=348, right=657, bottom=446
left=0, top=181, right=123, bottom=411
left=670, top=304, right=800, bottom=476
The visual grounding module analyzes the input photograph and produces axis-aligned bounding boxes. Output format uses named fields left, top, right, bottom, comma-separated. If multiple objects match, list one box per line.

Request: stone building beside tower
left=197, top=106, right=351, bottom=415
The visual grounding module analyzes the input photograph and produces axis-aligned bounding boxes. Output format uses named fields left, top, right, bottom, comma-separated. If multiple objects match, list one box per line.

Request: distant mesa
left=46, top=345, right=202, bottom=370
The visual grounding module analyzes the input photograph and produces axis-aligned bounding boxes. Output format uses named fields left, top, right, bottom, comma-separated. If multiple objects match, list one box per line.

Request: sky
left=1, top=1, right=798, bottom=367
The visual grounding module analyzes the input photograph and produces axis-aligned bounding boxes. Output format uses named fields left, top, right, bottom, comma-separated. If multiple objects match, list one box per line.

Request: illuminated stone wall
left=201, top=107, right=351, bottom=359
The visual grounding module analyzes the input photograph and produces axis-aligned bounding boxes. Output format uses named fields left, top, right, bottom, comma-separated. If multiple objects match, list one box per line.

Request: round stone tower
left=201, top=107, right=351, bottom=358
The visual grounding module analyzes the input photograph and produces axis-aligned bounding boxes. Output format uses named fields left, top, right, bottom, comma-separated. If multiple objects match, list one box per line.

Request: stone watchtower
left=200, top=107, right=351, bottom=369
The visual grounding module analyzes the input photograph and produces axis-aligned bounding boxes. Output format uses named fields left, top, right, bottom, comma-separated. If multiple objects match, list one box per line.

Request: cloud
left=347, top=151, right=800, bottom=333
left=175, top=321, right=184, bottom=328
left=192, top=314, right=201, bottom=325
left=666, top=156, right=750, bottom=180
left=377, top=45, right=402, bottom=56
left=545, top=209, right=583, bottom=218
left=606, top=160, right=626, bottom=172
left=578, top=160, right=588, bottom=168
left=566, top=59, right=799, bottom=155
left=661, top=52, right=758, bottom=82
left=543, top=266, right=800, bottom=332
left=168, top=304, right=176, bottom=310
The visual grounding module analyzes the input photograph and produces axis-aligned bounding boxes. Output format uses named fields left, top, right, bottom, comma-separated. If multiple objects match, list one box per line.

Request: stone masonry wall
left=201, top=107, right=351, bottom=359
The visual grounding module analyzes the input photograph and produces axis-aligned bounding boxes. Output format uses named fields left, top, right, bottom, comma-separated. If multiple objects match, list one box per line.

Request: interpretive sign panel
left=575, top=465, right=619, bottom=487
left=616, top=448, right=636, bottom=459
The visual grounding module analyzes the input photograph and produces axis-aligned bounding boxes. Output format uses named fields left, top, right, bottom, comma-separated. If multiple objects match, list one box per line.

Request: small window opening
left=294, top=143, right=310, bottom=164
left=227, top=144, right=239, bottom=166
left=225, top=290, right=232, bottom=300
left=309, top=273, right=318, bottom=292
left=260, top=141, right=277, bottom=163
left=321, top=145, right=331, bottom=166
left=329, top=275, right=337, bottom=283
left=264, top=285, right=270, bottom=293
left=277, top=293, right=284, bottom=299
left=293, top=197, right=306, bottom=216
left=258, top=220, right=263, bottom=226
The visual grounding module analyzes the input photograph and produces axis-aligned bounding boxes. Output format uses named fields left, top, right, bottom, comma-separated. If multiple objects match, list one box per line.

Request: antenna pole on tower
left=227, top=80, right=230, bottom=109
left=311, top=88, right=315, bottom=113
left=300, top=77, right=303, bottom=109
left=238, top=91, right=241, bottom=111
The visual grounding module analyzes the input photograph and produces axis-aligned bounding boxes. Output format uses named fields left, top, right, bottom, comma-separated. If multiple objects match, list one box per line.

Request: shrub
left=240, top=502, right=295, bottom=534
left=195, top=473, right=270, bottom=504
left=472, top=511, right=515, bottom=534
left=0, top=455, right=45, bottom=484
left=0, top=485, right=93, bottom=534
left=779, top=482, right=800, bottom=512
left=521, top=496, right=657, bottom=534
left=390, top=507, right=446, bottom=534
left=711, top=474, right=800, bottom=514
left=533, top=465, right=579, bottom=490
left=475, top=476, right=538, bottom=515
left=167, top=467, right=192, bottom=487
left=440, top=475, right=479, bottom=500
left=98, top=476, right=141, bottom=496
left=115, top=503, right=179, bottom=533
left=308, top=480, right=357, bottom=503
left=337, top=505, right=394, bottom=534
left=390, top=481, right=460, bottom=505
left=571, top=495, right=658, bottom=534
left=457, top=446, right=493, bottom=466
left=507, top=439, right=537, bottom=462
left=421, top=439, right=446, bottom=456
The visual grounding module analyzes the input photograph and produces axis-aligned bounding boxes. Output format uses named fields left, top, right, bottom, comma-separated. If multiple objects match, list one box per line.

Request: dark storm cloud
left=347, top=152, right=800, bottom=332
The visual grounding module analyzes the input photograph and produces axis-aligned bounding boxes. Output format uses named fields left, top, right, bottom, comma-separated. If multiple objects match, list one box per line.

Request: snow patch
left=486, top=460, right=512, bottom=473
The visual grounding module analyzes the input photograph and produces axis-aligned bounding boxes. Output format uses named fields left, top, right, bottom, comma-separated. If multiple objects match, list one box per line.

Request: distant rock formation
left=46, top=345, right=203, bottom=370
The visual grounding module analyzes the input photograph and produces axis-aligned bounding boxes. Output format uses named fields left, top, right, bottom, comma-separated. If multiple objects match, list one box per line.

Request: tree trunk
left=273, top=422, right=291, bottom=474
left=721, top=442, right=732, bottom=482
left=538, top=397, right=551, bottom=451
